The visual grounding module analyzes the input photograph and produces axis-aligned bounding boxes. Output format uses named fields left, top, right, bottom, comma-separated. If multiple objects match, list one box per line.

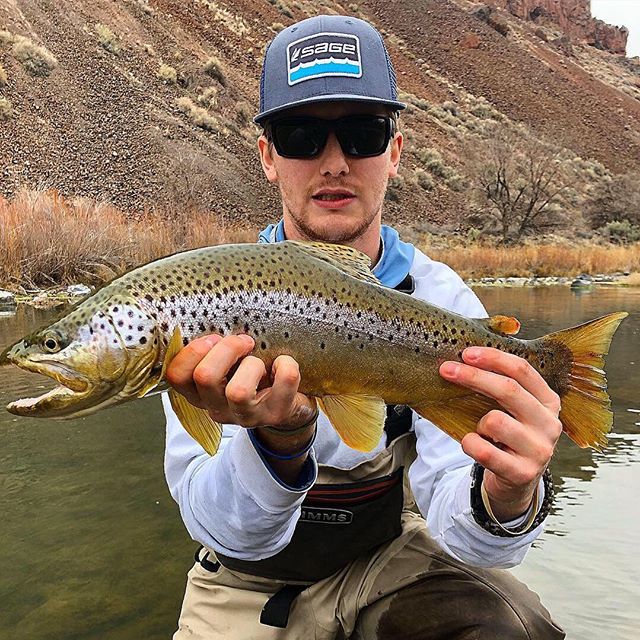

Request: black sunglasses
left=268, top=114, right=395, bottom=159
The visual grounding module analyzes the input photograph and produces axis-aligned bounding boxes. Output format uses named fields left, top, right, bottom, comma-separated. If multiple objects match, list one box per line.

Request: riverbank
left=2, top=188, right=639, bottom=302
left=1, top=272, right=638, bottom=312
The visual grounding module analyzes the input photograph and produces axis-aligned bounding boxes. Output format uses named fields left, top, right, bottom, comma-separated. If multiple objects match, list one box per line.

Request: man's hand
left=439, top=346, right=562, bottom=522
left=165, top=333, right=317, bottom=430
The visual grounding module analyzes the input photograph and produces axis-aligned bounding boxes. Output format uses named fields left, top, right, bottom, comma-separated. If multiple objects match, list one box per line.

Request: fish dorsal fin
left=411, top=393, right=500, bottom=443
left=159, top=326, right=223, bottom=456
left=289, top=241, right=381, bottom=286
left=317, top=394, right=385, bottom=451
left=477, top=315, right=521, bottom=336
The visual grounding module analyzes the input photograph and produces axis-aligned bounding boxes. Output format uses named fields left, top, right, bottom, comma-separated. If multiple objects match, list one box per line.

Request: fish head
left=1, top=295, right=162, bottom=418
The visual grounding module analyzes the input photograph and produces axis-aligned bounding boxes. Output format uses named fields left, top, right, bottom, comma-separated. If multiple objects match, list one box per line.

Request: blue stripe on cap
left=290, top=60, right=361, bottom=83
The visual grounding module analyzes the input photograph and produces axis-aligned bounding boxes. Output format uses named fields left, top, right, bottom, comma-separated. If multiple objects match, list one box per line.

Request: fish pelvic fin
left=169, top=388, right=222, bottom=456
left=544, top=311, right=628, bottom=450
left=411, top=394, right=501, bottom=443
left=163, top=325, right=222, bottom=456
left=317, top=394, right=385, bottom=451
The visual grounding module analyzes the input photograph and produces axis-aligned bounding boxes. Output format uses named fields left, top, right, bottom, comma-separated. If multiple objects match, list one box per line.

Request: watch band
left=470, top=463, right=554, bottom=537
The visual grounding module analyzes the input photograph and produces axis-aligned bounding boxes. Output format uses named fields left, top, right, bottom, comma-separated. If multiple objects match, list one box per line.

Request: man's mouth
left=311, top=190, right=356, bottom=208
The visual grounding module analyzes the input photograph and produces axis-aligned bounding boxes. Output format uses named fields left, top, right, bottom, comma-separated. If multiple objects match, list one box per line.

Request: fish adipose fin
left=480, top=315, right=521, bottom=336
left=411, top=394, right=501, bottom=443
left=544, top=311, right=627, bottom=450
left=290, top=241, right=381, bottom=285
left=317, top=394, right=385, bottom=451
left=163, top=326, right=222, bottom=456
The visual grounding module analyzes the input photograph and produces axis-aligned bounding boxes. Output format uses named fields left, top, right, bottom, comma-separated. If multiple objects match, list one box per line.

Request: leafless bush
left=95, top=23, right=120, bottom=54
left=463, top=122, right=572, bottom=244
left=585, top=172, right=640, bottom=229
left=12, top=36, right=58, bottom=77
left=0, top=62, right=7, bottom=86
left=158, top=63, right=177, bottom=84
left=196, top=86, right=218, bottom=109
left=0, top=187, right=256, bottom=288
left=267, top=0, right=294, bottom=18
left=0, top=30, right=13, bottom=45
left=0, top=97, right=13, bottom=120
left=203, top=56, right=226, bottom=86
left=175, top=96, right=221, bottom=132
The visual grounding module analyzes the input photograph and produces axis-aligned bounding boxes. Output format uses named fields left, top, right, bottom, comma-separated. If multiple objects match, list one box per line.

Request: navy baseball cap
left=255, top=15, right=406, bottom=124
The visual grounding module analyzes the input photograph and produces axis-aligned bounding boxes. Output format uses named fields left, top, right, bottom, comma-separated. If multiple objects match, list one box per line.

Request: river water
left=0, top=286, right=638, bottom=639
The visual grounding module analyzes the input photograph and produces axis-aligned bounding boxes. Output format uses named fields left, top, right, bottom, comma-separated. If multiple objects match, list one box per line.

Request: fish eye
left=42, top=334, right=62, bottom=353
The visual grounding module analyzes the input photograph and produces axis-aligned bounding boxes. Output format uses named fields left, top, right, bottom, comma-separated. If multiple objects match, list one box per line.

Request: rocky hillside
left=0, top=0, right=638, bottom=230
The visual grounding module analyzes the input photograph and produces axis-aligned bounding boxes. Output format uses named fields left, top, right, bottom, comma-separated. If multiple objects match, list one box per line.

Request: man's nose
left=318, top=132, right=349, bottom=176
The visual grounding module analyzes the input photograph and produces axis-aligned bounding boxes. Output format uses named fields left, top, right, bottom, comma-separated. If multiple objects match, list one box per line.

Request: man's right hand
left=165, top=334, right=317, bottom=432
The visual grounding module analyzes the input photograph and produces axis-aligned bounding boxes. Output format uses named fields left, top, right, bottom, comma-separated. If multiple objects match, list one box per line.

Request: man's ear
left=258, top=134, right=278, bottom=183
left=388, top=132, right=403, bottom=178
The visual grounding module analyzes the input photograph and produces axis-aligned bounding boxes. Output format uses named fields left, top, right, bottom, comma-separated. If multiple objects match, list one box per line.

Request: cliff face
left=490, top=0, right=628, bottom=54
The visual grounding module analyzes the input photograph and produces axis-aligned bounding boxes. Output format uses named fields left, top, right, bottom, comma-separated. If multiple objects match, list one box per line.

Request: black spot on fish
left=140, top=337, right=147, bottom=345
left=320, top=342, right=325, bottom=349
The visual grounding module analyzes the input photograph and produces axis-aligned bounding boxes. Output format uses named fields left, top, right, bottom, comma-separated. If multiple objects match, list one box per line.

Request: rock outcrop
left=488, top=0, right=628, bottom=54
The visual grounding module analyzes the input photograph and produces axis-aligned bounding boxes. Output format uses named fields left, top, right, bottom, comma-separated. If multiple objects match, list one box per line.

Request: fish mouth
left=6, top=357, right=91, bottom=417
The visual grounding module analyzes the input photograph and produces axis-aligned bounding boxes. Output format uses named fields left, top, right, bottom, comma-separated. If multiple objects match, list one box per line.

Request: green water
left=0, top=287, right=638, bottom=639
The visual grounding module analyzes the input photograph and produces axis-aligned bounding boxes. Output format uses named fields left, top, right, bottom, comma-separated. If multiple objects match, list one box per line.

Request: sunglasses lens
left=337, top=116, right=391, bottom=157
left=270, top=115, right=392, bottom=158
left=272, top=119, right=327, bottom=158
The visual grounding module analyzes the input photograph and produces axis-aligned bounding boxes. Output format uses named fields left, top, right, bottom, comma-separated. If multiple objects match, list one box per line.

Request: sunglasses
left=268, top=114, right=395, bottom=159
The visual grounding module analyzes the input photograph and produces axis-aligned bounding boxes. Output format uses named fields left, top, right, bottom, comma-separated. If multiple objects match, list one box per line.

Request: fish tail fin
left=545, top=311, right=627, bottom=450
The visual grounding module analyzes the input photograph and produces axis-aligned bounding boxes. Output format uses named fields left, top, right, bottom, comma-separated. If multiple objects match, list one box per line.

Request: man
left=164, top=14, right=565, bottom=639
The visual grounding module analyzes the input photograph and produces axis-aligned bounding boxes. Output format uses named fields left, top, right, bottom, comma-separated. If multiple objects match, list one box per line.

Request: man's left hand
left=439, top=346, right=563, bottom=522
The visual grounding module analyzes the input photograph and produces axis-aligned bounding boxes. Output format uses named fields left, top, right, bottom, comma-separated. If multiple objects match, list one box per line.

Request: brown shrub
left=203, top=56, right=226, bottom=86
left=12, top=36, right=58, bottom=77
left=0, top=188, right=256, bottom=289
left=0, top=62, right=7, bottom=86
left=0, top=97, right=13, bottom=120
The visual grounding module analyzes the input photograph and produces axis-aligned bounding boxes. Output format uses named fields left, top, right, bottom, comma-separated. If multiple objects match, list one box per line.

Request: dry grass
left=11, top=36, right=58, bottom=77
left=0, top=97, right=12, bottom=121
left=175, top=96, right=222, bottom=132
left=423, top=242, right=640, bottom=279
left=157, top=63, right=177, bottom=84
left=0, top=188, right=256, bottom=290
left=0, top=62, right=7, bottom=86
left=95, top=23, right=120, bottom=55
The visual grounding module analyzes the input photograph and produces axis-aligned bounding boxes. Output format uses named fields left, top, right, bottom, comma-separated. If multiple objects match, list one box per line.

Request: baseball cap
left=254, top=15, right=406, bottom=124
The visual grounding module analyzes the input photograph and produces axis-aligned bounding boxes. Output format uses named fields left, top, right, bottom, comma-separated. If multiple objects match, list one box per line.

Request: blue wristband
left=248, top=425, right=317, bottom=461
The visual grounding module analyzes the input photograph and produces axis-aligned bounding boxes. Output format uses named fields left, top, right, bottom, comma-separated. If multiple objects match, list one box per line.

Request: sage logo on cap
left=287, top=32, right=362, bottom=86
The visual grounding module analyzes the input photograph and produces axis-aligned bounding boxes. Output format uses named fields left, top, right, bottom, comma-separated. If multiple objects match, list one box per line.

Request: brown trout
left=0, top=241, right=627, bottom=453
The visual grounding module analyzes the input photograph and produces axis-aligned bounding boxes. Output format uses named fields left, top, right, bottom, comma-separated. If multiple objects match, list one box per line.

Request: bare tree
left=464, top=123, right=572, bottom=244
left=585, top=171, right=640, bottom=229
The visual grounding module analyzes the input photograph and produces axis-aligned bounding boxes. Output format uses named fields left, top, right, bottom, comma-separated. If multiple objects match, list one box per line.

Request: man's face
left=258, top=102, right=403, bottom=245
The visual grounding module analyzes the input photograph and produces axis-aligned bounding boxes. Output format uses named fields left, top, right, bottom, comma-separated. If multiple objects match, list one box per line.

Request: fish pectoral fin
left=317, top=394, right=385, bottom=452
left=138, top=325, right=183, bottom=398
left=477, top=315, right=521, bottom=336
left=161, top=326, right=185, bottom=377
left=411, top=394, right=500, bottom=443
left=290, top=241, right=381, bottom=285
left=169, top=388, right=222, bottom=456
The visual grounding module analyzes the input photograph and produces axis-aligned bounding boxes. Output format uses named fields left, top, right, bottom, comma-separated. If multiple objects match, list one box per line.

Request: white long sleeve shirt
left=164, top=248, right=545, bottom=569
